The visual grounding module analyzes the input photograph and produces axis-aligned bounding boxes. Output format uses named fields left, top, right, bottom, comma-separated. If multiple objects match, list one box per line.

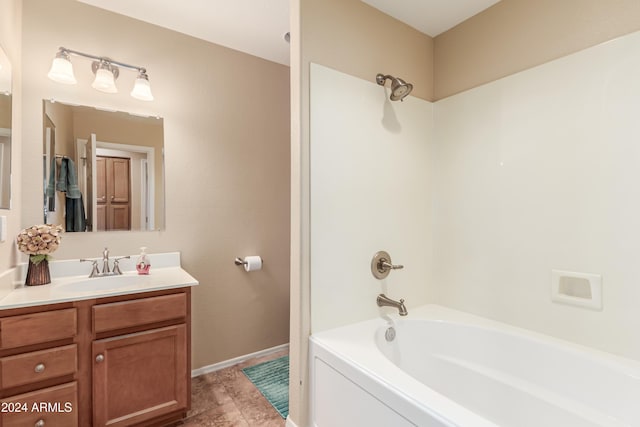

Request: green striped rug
left=242, top=355, right=289, bottom=419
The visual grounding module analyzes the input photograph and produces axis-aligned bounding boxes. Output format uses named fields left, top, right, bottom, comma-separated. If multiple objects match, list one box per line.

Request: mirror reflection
left=43, top=100, right=165, bottom=231
left=0, top=44, right=12, bottom=210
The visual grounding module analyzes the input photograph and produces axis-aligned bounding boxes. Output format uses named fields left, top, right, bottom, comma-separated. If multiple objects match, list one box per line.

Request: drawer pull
left=34, top=363, right=45, bottom=373
left=96, top=354, right=105, bottom=363
left=35, top=420, right=45, bottom=427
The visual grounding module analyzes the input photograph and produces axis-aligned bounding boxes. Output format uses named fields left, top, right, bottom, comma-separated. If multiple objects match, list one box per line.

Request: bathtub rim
left=391, top=309, right=640, bottom=378
left=309, top=304, right=640, bottom=427
left=310, top=306, right=502, bottom=427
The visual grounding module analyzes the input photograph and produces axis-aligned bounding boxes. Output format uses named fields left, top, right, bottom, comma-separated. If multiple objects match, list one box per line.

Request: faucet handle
left=381, top=261, right=404, bottom=270
left=112, top=256, right=130, bottom=275
left=80, top=258, right=100, bottom=278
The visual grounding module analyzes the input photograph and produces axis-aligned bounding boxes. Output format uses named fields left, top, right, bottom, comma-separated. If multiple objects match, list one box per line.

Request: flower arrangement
left=16, top=224, right=63, bottom=265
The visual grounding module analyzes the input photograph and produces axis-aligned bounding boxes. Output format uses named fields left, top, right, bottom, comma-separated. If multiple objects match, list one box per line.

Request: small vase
left=25, top=258, right=51, bottom=286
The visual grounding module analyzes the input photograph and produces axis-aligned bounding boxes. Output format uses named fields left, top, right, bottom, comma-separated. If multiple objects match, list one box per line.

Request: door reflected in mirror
left=43, top=100, right=165, bottom=232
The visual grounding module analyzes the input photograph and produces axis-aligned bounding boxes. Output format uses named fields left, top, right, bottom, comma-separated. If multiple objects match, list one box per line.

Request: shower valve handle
left=371, top=251, right=404, bottom=280
left=381, top=260, right=404, bottom=271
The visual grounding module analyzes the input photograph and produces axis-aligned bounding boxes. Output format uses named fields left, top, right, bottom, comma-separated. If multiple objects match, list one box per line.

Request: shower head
left=376, top=73, right=413, bottom=101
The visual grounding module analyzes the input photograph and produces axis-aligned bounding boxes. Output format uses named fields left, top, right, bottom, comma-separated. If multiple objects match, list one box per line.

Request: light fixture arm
left=58, top=47, right=147, bottom=74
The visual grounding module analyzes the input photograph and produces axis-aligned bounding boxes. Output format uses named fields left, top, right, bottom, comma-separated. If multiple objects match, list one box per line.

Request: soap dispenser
left=136, top=247, right=151, bottom=275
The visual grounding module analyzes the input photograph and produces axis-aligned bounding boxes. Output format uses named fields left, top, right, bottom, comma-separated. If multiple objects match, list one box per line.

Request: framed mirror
left=43, top=100, right=165, bottom=232
left=0, top=44, right=12, bottom=209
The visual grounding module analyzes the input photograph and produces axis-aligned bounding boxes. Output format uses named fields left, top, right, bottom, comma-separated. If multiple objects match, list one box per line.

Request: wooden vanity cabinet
left=91, top=292, right=190, bottom=426
left=0, top=287, right=191, bottom=427
left=0, top=305, right=79, bottom=427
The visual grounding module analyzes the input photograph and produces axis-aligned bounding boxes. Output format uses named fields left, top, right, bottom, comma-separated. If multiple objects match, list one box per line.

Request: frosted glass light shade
left=130, top=75, right=154, bottom=101
left=47, top=56, right=77, bottom=85
left=92, top=68, right=118, bottom=93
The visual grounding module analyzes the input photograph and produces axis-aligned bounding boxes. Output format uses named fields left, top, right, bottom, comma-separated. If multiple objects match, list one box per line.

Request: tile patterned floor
left=179, top=349, right=288, bottom=427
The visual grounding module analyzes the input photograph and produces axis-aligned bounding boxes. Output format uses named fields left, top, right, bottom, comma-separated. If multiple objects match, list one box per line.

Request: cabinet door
left=0, top=382, right=77, bottom=427
left=92, top=325, right=187, bottom=427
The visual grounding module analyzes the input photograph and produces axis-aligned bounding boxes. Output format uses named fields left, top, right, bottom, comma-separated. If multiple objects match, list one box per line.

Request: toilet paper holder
left=234, top=257, right=264, bottom=266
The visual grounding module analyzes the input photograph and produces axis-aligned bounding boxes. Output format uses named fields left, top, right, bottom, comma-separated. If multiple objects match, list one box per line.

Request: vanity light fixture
left=47, top=49, right=77, bottom=85
left=91, top=60, right=118, bottom=93
left=47, top=47, right=154, bottom=101
left=130, top=70, right=154, bottom=101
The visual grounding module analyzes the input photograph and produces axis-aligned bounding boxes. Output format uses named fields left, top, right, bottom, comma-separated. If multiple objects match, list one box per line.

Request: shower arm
left=376, top=74, right=392, bottom=86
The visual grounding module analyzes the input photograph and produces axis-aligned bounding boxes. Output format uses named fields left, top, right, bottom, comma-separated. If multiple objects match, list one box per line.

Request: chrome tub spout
left=377, top=293, right=408, bottom=316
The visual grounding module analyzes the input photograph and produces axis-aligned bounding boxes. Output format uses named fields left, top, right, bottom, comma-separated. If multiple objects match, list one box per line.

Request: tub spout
left=377, top=294, right=408, bottom=316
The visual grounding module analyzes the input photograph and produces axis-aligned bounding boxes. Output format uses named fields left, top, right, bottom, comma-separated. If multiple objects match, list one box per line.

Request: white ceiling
left=78, top=0, right=500, bottom=66
left=78, top=0, right=291, bottom=65
left=362, top=0, right=501, bottom=37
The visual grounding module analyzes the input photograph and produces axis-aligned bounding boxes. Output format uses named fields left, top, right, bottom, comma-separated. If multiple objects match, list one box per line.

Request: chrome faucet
left=102, top=247, right=110, bottom=274
left=80, top=248, right=130, bottom=277
left=377, top=293, right=408, bottom=316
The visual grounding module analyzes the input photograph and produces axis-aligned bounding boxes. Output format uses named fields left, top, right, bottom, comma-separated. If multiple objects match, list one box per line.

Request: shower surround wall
left=310, top=63, right=434, bottom=333
left=432, top=30, right=640, bottom=361
left=311, top=30, right=640, bottom=361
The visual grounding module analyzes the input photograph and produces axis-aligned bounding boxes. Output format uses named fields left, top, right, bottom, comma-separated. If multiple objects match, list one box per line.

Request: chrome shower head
left=376, top=73, right=413, bottom=101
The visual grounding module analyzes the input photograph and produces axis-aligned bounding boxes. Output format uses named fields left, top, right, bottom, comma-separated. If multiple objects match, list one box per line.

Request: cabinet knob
left=96, top=354, right=105, bottom=363
left=35, top=420, right=45, bottom=427
left=34, top=363, right=45, bottom=373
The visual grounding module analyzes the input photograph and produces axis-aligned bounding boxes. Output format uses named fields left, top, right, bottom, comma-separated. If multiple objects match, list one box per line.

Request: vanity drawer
left=0, top=309, right=77, bottom=350
left=0, top=344, right=77, bottom=389
left=93, top=293, right=187, bottom=334
left=0, top=381, right=77, bottom=427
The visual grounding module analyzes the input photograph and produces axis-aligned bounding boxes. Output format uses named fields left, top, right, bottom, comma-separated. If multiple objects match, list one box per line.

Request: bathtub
left=309, top=305, right=640, bottom=427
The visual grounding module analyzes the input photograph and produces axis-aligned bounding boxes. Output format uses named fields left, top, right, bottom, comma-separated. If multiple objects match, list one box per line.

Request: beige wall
left=302, top=0, right=434, bottom=101
left=0, top=93, right=12, bottom=211
left=434, top=0, right=640, bottom=99
left=20, top=0, right=290, bottom=369
left=0, top=95, right=10, bottom=128
left=0, top=0, right=21, bottom=280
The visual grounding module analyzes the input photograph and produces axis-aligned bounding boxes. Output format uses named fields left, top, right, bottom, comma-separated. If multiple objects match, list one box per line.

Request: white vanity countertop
left=0, top=252, right=199, bottom=310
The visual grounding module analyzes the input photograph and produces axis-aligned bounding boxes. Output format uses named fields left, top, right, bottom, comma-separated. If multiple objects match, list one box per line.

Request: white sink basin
left=55, top=275, right=145, bottom=293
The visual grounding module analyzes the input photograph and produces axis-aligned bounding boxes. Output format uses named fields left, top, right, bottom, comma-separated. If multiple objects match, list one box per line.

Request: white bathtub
left=309, top=305, right=640, bottom=427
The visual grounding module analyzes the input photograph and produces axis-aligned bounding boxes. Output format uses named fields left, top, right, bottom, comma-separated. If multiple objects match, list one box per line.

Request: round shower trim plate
left=371, top=250, right=392, bottom=280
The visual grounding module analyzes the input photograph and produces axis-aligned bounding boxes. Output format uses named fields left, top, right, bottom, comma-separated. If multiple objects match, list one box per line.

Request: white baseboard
left=285, top=415, right=299, bottom=427
left=191, top=343, right=289, bottom=377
